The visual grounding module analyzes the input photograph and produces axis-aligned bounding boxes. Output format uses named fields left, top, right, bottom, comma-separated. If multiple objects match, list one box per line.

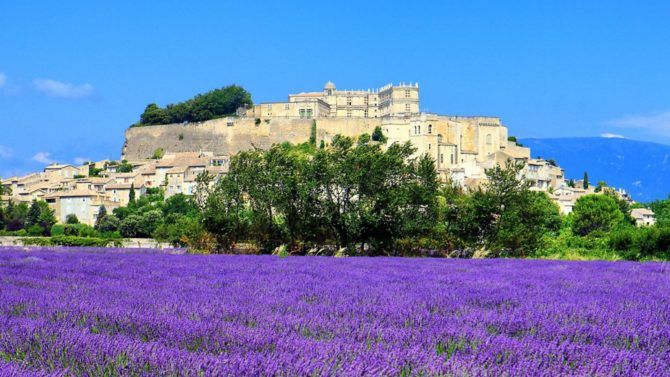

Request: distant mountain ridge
left=519, top=137, right=670, bottom=202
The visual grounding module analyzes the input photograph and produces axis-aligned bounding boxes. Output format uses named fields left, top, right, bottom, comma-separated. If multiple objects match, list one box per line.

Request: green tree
left=139, top=103, right=167, bottom=125
left=97, top=215, right=120, bottom=233
left=65, top=214, right=79, bottom=224
left=583, top=171, right=589, bottom=189
left=572, top=194, right=624, bottom=236
left=26, top=200, right=41, bottom=228
left=139, top=210, right=163, bottom=237
left=25, top=201, right=56, bottom=236
left=128, top=184, right=136, bottom=207
left=5, top=201, right=28, bottom=231
left=119, top=214, right=142, bottom=238
left=95, top=205, right=107, bottom=229
left=455, top=161, right=560, bottom=256
left=371, top=126, right=387, bottom=143
left=197, top=171, right=247, bottom=252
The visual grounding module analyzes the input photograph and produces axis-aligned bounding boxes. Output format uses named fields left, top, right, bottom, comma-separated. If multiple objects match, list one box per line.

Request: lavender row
left=1, top=248, right=669, bottom=375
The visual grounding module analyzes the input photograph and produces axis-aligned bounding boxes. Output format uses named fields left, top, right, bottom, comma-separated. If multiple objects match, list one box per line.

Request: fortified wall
left=122, top=117, right=382, bottom=160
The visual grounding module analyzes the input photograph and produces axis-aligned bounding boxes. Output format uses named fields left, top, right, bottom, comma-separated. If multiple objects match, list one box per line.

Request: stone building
left=245, top=82, right=420, bottom=119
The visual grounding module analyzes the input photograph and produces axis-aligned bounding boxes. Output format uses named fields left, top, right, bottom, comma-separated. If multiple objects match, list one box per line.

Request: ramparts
left=122, top=117, right=382, bottom=160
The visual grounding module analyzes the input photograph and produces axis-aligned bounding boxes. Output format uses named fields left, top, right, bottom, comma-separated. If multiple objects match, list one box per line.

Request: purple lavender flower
left=0, top=247, right=668, bottom=376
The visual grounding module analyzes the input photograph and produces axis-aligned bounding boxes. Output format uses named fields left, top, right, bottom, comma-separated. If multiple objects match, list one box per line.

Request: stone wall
left=0, top=237, right=173, bottom=249
left=122, top=117, right=382, bottom=160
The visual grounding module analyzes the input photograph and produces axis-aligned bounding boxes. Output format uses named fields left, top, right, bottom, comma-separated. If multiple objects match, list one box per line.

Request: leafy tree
left=594, top=181, right=607, bottom=193
left=139, top=103, right=167, bottom=125
left=139, top=210, right=163, bottom=237
left=602, top=187, right=634, bottom=224
left=26, top=200, right=42, bottom=228
left=572, top=194, right=624, bottom=236
left=583, top=171, right=589, bottom=189
left=198, top=171, right=247, bottom=252
left=455, top=161, right=560, bottom=256
left=136, top=85, right=253, bottom=126
left=97, top=215, right=120, bottom=233
left=371, top=126, right=387, bottom=143
left=5, top=202, right=28, bottom=231
left=163, top=194, right=198, bottom=218
left=95, top=205, right=107, bottom=229
left=65, top=214, right=79, bottom=224
left=117, top=161, right=133, bottom=173
left=24, top=200, right=56, bottom=236
left=119, top=214, right=142, bottom=238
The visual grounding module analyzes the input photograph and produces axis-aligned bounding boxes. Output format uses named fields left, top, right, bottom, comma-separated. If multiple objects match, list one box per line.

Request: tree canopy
left=133, top=85, right=253, bottom=127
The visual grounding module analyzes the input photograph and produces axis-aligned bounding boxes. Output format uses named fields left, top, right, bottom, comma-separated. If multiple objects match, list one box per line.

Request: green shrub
left=26, top=224, right=44, bottom=237
left=21, top=236, right=122, bottom=247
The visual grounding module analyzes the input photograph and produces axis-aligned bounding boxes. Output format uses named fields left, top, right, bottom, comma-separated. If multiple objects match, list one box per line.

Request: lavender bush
left=0, top=246, right=668, bottom=376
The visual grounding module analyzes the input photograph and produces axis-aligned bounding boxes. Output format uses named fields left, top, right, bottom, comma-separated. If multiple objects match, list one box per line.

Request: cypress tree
left=583, top=172, right=589, bottom=189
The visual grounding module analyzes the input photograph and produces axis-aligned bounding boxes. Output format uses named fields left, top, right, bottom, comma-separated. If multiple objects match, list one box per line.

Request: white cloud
left=31, top=152, right=55, bottom=164
left=33, top=78, right=94, bottom=98
left=0, top=73, right=6, bottom=87
left=600, top=133, right=625, bottom=139
left=73, top=157, right=90, bottom=165
left=607, top=111, right=670, bottom=137
left=0, top=145, right=12, bottom=158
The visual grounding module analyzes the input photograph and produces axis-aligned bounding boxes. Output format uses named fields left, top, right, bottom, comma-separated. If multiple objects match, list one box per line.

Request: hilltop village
left=2, top=82, right=648, bottom=227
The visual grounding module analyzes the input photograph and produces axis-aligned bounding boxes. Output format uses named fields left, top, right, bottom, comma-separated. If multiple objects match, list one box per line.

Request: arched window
left=428, top=124, right=432, bottom=134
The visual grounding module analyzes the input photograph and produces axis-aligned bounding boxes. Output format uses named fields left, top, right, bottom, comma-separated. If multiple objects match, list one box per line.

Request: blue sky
left=1, top=1, right=669, bottom=178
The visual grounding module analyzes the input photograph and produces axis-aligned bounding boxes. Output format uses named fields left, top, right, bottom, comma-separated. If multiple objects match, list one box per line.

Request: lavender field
left=1, top=247, right=669, bottom=376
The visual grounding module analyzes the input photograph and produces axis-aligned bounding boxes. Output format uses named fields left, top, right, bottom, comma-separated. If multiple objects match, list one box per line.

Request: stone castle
left=123, top=81, right=564, bottom=189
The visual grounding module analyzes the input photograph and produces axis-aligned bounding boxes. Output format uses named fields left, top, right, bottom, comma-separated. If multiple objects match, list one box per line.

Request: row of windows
left=414, top=124, right=433, bottom=134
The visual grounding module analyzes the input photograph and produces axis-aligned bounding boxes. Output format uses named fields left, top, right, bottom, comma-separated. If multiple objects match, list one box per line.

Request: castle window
left=364, top=97, right=369, bottom=105
left=347, top=97, right=352, bottom=106
left=486, top=134, right=492, bottom=145
left=418, top=125, right=421, bottom=134
left=364, top=109, right=368, bottom=118
left=428, top=144, right=431, bottom=150
left=405, top=104, right=411, bottom=112
left=405, top=90, right=410, bottom=98
left=347, top=110, right=352, bottom=118
left=428, top=124, right=432, bottom=134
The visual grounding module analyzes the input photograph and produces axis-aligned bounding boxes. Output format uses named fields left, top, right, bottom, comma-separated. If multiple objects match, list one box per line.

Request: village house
left=44, top=189, right=119, bottom=226
left=631, top=208, right=656, bottom=226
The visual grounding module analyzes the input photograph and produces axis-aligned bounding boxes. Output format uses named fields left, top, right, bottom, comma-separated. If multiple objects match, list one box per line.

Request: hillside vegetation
left=132, top=85, right=253, bottom=127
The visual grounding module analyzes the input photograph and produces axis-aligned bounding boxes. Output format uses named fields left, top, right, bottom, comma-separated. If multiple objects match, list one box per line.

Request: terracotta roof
left=44, top=164, right=75, bottom=170
left=114, top=172, right=138, bottom=178
left=45, top=189, right=103, bottom=198
left=167, top=166, right=186, bottom=174
left=106, top=183, right=134, bottom=190
left=632, top=208, right=654, bottom=217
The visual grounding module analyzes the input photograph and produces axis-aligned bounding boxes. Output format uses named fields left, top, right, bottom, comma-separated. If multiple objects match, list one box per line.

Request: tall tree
left=583, top=171, right=590, bottom=189
left=128, top=184, right=136, bottom=207
left=95, top=205, right=107, bottom=229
